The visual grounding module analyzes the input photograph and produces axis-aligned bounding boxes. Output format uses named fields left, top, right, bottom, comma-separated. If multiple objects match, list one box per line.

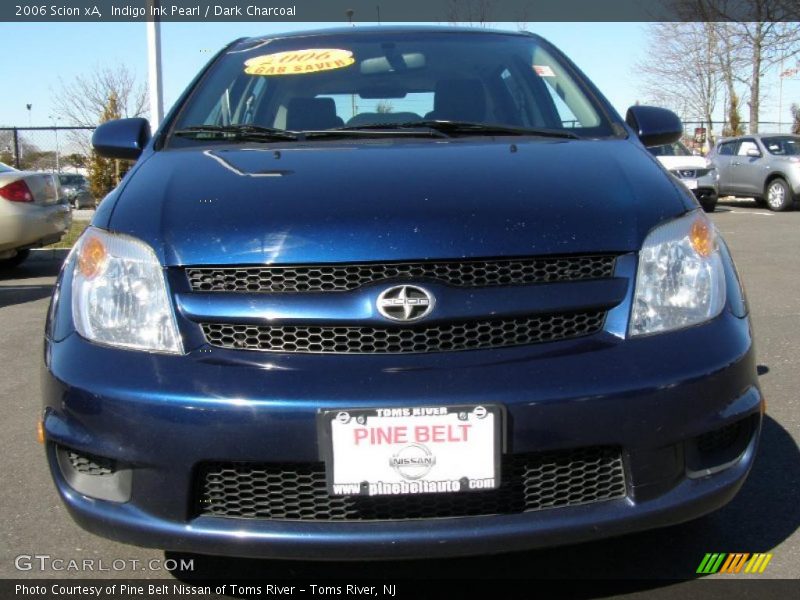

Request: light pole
left=346, top=10, right=356, bottom=118
left=146, top=0, right=164, bottom=127
left=49, top=115, right=60, bottom=174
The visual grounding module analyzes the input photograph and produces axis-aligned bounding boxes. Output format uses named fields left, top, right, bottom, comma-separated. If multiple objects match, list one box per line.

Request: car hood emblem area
left=376, top=285, right=435, bottom=322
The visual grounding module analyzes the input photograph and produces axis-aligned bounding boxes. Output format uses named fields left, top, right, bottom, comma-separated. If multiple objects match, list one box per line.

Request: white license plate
left=682, top=178, right=698, bottom=190
left=320, top=405, right=501, bottom=496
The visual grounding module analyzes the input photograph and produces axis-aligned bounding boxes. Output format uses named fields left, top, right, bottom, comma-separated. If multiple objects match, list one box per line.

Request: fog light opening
left=55, top=445, right=132, bottom=503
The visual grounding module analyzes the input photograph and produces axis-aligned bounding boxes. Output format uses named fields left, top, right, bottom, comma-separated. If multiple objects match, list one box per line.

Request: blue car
left=43, top=27, right=761, bottom=560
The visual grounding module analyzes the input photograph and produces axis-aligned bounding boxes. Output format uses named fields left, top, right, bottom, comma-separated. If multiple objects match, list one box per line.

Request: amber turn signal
left=37, top=420, right=45, bottom=444
left=77, top=236, right=107, bottom=279
left=689, top=217, right=715, bottom=258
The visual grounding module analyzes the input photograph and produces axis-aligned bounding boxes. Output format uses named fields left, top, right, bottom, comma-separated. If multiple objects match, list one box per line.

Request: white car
left=648, top=141, right=719, bottom=212
left=0, top=163, right=71, bottom=268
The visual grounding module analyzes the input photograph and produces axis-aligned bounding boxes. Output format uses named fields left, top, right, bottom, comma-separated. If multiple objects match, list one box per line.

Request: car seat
left=286, top=98, right=345, bottom=130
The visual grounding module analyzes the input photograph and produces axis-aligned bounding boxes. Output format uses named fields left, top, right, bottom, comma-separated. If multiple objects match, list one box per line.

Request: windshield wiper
left=330, top=120, right=582, bottom=139
left=303, top=126, right=450, bottom=139
left=173, top=125, right=300, bottom=141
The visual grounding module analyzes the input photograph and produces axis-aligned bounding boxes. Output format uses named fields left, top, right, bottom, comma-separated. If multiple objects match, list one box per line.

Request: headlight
left=71, top=227, right=183, bottom=353
left=630, top=211, right=726, bottom=336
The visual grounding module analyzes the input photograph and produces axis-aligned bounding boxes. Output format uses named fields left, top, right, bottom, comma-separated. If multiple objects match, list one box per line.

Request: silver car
left=711, top=134, right=800, bottom=211
left=0, top=163, right=71, bottom=268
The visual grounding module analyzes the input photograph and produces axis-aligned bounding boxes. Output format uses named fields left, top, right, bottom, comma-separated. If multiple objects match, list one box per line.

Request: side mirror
left=92, top=118, right=151, bottom=160
left=746, top=148, right=761, bottom=158
left=625, top=106, right=683, bottom=147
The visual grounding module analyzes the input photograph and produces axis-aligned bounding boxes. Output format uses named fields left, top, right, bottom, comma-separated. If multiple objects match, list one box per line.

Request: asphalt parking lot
left=1, top=200, right=798, bottom=588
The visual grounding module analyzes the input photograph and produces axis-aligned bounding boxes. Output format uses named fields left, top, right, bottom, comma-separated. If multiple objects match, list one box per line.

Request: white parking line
left=724, top=210, right=774, bottom=217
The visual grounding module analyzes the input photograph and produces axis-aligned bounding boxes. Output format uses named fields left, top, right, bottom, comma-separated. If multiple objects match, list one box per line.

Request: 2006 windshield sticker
left=244, top=49, right=355, bottom=76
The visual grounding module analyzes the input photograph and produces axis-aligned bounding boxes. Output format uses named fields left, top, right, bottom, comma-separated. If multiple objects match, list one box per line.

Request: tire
left=700, top=198, right=717, bottom=213
left=765, top=178, right=793, bottom=212
left=0, top=249, right=30, bottom=269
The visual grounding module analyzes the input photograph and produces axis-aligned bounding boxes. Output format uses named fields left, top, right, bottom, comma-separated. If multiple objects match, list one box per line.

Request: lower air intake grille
left=195, top=447, right=626, bottom=521
left=200, top=310, right=606, bottom=354
left=66, top=449, right=116, bottom=476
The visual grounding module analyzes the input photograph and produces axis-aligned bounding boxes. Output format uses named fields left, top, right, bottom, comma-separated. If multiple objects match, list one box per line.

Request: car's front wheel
left=765, top=178, right=794, bottom=211
left=0, top=249, right=30, bottom=269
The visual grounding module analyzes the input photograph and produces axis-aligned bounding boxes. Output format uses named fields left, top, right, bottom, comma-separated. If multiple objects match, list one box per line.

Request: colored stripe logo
left=697, top=553, right=773, bottom=574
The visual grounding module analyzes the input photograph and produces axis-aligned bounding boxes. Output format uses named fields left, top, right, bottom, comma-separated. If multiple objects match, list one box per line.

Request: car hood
left=106, top=138, right=688, bottom=266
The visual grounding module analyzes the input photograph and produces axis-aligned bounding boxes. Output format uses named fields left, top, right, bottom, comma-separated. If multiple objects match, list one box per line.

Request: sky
left=0, top=21, right=797, bottom=129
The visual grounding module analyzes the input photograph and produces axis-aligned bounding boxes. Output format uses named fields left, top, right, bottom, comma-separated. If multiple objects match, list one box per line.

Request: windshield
left=171, top=30, right=617, bottom=142
left=761, top=136, right=800, bottom=156
left=648, top=142, right=691, bottom=157
left=59, top=175, right=84, bottom=185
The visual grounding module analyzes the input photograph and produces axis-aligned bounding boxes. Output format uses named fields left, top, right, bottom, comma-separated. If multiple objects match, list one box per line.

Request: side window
left=717, top=141, right=738, bottom=156
left=541, top=80, right=581, bottom=128
left=737, top=139, right=760, bottom=156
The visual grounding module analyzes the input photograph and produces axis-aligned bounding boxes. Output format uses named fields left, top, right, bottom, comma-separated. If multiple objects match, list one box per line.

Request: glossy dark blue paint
left=102, top=138, right=690, bottom=267
left=625, top=105, right=684, bottom=148
left=42, top=26, right=761, bottom=559
left=91, top=118, right=151, bottom=161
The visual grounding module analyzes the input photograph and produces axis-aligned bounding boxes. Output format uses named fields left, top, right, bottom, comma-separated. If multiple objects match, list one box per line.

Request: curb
left=29, top=248, right=70, bottom=263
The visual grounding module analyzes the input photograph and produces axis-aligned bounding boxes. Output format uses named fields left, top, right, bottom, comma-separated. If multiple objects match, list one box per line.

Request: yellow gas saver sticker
left=244, top=49, right=355, bottom=76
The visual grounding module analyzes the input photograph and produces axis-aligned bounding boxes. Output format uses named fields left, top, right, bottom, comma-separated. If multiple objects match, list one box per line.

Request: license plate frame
left=318, top=404, right=503, bottom=497
left=682, top=178, right=698, bottom=190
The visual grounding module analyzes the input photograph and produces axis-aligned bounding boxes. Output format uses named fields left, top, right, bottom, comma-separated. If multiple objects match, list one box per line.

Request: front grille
left=186, top=255, right=616, bottom=293
left=195, top=447, right=626, bottom=521
left=671, top=168, right=711, bottom=179
left=201, top=310, right=606, bottom=354
left=65, top=449, right=116, bottom=476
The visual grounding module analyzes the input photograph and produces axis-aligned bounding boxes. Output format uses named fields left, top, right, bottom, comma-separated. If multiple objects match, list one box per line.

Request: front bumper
left=42, top=304, right=762, bottom=559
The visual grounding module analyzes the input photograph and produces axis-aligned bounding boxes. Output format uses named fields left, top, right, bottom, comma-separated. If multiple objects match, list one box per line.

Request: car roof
left=717, top=133, right=799, bottom=142
left=242, top=25, right=537, bottom=44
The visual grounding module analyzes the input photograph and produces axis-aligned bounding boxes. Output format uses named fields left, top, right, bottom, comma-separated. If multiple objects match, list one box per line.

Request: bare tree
left=445, top=0, right=494, bottom=26
left=53, top=64, right=148, bottom=154
left=712, top=20, right=748, bottom=136
left=638, top=22, right=722, bottom=144
left=692, top=0, right=800, bottom=133
left=735, top=21, right=800, bottom=133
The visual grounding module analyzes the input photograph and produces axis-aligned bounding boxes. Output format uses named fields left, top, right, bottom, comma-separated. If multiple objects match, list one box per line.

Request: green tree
left=723, top=93, right=745, bottom=137
left=88, top=93, right=132, bottom=200
left=64, top=153, right=87, bottom=169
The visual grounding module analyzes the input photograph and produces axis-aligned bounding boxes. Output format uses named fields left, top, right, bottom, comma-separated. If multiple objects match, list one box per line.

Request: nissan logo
left=376, top=285, right=435, bottom=322
left=389, top=443, right=436, bottom=480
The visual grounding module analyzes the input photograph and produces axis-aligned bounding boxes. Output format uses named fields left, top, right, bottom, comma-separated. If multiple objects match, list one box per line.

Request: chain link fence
left=0, top=126, right=95, bottom=174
